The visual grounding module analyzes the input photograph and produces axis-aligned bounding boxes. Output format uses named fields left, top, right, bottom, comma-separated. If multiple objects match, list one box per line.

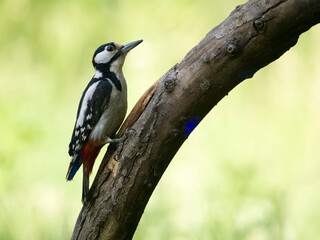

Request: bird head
left=92, top=40, right=143, bottom=72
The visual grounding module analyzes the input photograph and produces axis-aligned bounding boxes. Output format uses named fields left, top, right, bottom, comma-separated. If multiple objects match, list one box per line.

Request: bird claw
left=112, top=128, right=135, bottom=161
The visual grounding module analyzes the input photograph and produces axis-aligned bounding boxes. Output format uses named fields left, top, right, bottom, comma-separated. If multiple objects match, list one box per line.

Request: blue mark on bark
left=185, top=117, right=202, bottom=138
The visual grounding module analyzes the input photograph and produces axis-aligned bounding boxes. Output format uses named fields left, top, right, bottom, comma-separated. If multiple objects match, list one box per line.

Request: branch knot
left=226, top=42, right=239, bottom=55
left=253, top=18, right=266, bottom=32
left=164, top=65, right=178, bottom=93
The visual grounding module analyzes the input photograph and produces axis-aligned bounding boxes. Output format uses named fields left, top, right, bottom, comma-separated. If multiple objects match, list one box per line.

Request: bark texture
left=71, top=0, right=320, bottom=239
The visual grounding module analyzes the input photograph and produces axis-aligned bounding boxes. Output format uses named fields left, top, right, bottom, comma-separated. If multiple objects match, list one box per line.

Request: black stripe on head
left=92, top=42, right=116, bottom=66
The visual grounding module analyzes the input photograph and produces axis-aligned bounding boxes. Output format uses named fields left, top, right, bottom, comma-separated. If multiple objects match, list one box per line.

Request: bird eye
left=106, top=46, right=115, bottom=52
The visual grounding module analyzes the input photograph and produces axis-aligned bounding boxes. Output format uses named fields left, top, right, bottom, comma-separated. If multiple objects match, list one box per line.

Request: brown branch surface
left=71, top=0, right=320, bottom=239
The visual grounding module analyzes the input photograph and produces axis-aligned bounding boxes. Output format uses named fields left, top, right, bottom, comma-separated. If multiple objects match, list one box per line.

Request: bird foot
left=105, top=128, right=135, bottom=161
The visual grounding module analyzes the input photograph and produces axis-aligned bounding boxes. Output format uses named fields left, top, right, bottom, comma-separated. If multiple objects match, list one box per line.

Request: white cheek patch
left=94, top=50, right=115, bottom=64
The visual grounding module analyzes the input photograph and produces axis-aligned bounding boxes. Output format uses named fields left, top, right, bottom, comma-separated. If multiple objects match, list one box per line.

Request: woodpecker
left=66, top=40, right=143, bottom=203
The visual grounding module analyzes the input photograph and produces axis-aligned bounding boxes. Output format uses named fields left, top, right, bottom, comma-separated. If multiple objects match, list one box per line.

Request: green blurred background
left=1, top=0, right=320, bottom=239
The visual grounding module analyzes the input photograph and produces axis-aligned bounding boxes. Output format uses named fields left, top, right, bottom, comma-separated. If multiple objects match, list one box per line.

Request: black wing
left=68, top=79, right=112, bottom=156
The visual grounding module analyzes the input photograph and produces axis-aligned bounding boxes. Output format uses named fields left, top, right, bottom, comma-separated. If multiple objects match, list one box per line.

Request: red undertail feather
left=81, top=142, right=103, bottom=176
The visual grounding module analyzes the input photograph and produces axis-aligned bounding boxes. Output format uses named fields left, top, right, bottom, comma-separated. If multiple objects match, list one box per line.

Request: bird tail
left=66, top=142, right=103, bottom=203
left=66, top=154, right=82, bottom=181
left=82, top=167, right=89, bottom=203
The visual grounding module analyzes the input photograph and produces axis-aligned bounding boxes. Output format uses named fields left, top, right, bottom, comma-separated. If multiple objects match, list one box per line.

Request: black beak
left=121, top=40, right=143, bottom=53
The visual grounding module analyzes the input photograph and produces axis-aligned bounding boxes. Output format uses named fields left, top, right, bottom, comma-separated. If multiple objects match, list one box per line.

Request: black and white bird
left=66, top=40, right=143, bottom=202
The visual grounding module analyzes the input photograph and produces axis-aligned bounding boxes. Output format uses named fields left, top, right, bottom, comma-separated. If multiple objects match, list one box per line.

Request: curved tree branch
left=71, top=0, right=320, bottom=239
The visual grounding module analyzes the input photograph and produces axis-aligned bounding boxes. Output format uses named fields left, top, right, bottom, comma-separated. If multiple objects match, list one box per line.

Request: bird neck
left=94, top=64, right=124, bottom=92
left=94, top=63, right=111, bottom=77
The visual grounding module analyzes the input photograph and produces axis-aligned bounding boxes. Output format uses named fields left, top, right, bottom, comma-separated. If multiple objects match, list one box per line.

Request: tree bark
left=71, top=0, right=320, bottom=239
